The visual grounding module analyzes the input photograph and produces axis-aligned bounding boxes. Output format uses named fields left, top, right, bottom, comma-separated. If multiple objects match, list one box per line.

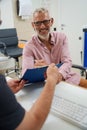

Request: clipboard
left=21, top=63, right=62, bottom=83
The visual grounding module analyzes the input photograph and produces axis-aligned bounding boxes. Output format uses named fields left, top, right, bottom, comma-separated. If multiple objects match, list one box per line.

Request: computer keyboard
left=51, top=95, right=87, bottom=130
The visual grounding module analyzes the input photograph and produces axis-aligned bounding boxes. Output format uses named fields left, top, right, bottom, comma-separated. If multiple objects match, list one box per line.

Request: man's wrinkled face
left=32, top=12, right=53, bottom=40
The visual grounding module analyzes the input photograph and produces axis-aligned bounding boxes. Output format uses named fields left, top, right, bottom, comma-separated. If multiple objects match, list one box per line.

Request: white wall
left=57, top=0, right=87, bottom=65
left=0, top=0, right=58, bottom=30
left=0, top=0, right=14, bottom=29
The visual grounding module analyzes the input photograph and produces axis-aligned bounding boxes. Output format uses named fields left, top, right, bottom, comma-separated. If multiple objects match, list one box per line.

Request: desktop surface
left=15, top=81, right=87, bottom=130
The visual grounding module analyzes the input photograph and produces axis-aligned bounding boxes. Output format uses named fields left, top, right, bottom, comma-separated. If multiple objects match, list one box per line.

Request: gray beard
left=38, top=33, right=50, bottom=41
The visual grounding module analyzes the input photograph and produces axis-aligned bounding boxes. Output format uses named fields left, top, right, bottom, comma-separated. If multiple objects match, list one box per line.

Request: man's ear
left=31, top=22, right=34, bottom=28
left=31, top=22, right=36, bottom=31
left=50, top=18, right=54, bottom=26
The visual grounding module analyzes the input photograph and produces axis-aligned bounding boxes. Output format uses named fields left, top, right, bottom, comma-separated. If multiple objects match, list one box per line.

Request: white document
left=19, top=0, right=32, bottom=19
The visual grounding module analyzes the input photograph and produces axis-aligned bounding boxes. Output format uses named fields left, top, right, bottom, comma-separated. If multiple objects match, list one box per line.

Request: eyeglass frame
left=33, top=19, right=52, bottom=26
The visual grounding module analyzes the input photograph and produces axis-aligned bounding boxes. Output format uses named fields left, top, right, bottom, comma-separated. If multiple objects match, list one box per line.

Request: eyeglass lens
left=34, top=19, right=50, bottom=26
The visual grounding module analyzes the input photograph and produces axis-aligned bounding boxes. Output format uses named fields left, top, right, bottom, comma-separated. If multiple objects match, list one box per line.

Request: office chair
left=0, top=28, right=24, bottom=76
left=0, top=56, right=15, bottom=75
left=72, top=64, right=87, bottom=79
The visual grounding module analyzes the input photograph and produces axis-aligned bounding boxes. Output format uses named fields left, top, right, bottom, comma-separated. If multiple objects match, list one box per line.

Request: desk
left=15, top=82, right=81, bottom=130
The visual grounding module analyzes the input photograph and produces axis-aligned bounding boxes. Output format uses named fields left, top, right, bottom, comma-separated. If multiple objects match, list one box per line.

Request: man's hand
left=57, top=72, right=63, bottom=83
left=34, top=59, right=48, bottom=68
left=7, top=79, right=26, bottom=94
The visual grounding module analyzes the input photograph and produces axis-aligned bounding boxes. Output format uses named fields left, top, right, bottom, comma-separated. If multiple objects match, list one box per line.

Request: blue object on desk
left=22, top=63, right=62, bottom=83
left=83, top=28, right=87, bottom=67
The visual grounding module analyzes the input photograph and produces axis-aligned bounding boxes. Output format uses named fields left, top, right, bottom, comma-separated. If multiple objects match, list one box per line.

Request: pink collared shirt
left=22, top=31, right=81, bottom=85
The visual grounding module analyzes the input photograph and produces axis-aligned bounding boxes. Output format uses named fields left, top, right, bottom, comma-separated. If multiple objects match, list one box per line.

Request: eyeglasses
left=33, top=19, right=51, bottom=26
left=0, top=20, right=2, bottom=25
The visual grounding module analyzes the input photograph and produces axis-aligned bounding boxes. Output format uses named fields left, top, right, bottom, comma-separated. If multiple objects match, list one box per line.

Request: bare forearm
left=32, top=78, right=56, bottom=118
left=16, top=78, right=56, bottom=130
left=16, top=64, right=58, bottom=130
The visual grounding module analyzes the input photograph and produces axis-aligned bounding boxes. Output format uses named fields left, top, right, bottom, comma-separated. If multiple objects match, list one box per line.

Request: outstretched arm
left=16, top=63, right=59, bottom=130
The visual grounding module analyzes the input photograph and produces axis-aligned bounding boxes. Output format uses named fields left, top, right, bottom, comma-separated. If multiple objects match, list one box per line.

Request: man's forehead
left=33, top=12, right=50, bottom=21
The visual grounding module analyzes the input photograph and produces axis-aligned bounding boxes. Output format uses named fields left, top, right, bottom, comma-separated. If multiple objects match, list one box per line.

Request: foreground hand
left=7, top=79, right=26, bottom=94
left=46, top=63, right=63, bottom=84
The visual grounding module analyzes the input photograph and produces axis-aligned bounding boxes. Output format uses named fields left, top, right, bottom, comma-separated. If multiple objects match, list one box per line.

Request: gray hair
left=33, top=7, right=50, bottom=18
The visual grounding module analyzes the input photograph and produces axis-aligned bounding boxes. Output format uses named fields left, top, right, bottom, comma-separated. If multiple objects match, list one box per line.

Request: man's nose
left=40, top=22, right=46, bottom=27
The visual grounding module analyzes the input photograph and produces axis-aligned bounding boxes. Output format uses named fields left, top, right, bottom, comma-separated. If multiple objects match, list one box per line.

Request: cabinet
left=83, top=28, right=87, bottom=67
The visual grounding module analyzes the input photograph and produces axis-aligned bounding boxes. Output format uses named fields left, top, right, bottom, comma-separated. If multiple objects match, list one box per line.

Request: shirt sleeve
left=0, top=74, right=25, bottom=130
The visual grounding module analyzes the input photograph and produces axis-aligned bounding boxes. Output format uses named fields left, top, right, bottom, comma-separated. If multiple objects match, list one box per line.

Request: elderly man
left=22, top=7, right=87, bottom=88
